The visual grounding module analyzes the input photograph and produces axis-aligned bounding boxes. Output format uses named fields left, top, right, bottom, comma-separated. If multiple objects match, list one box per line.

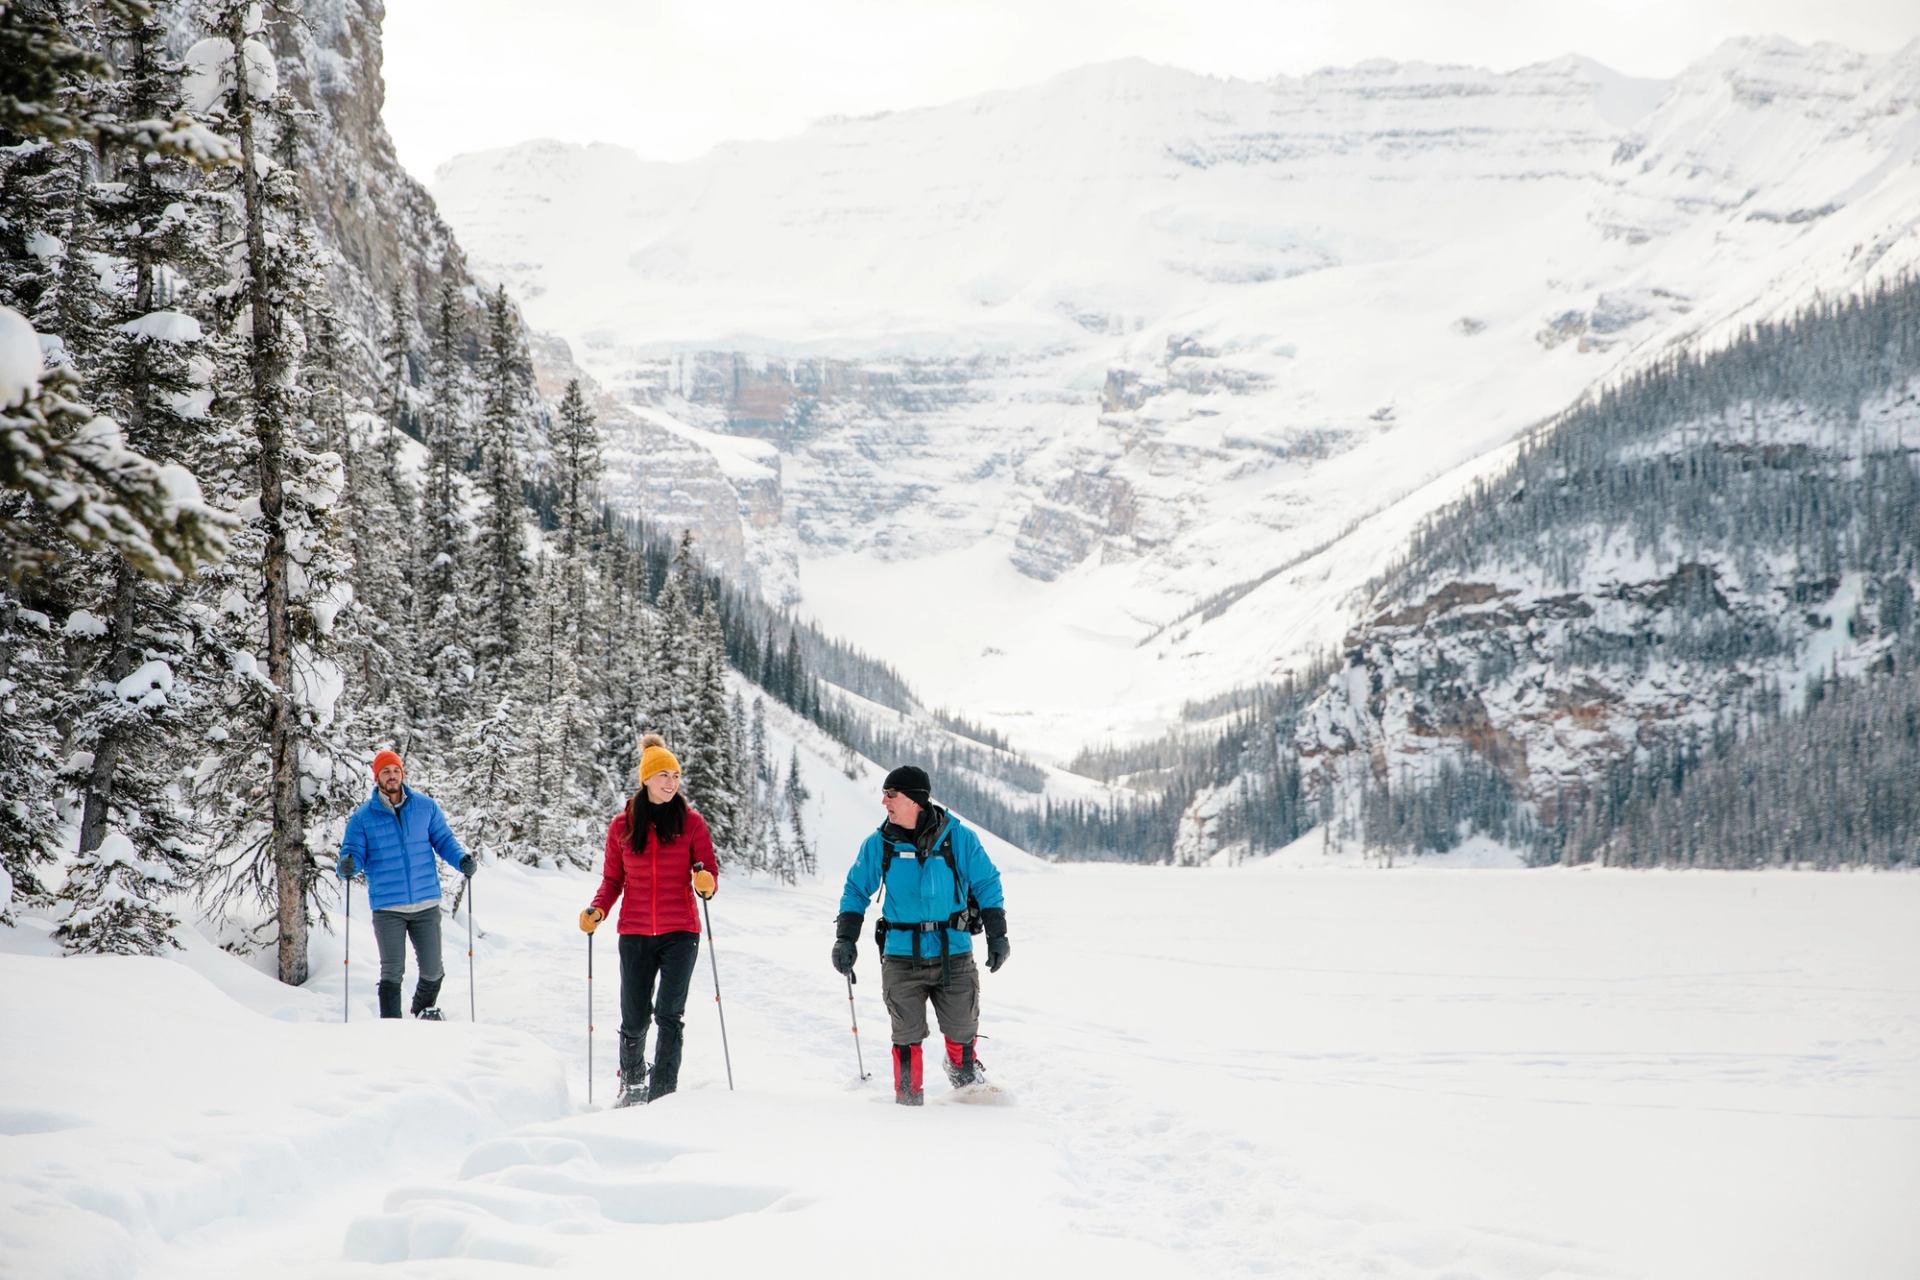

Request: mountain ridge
left=430, top=34, right=1920, bottom=763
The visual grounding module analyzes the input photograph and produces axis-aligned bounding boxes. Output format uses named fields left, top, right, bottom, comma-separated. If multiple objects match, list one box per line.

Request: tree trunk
left=77, top=563, right=139, bottom=854
left=231, top=15, right=307, bottom=985
left=79, top=128, right=159, bottom=859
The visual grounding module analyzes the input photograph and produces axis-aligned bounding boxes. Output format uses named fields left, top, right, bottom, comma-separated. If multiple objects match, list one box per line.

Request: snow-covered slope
left=432, top=39, right=1920, bottom=761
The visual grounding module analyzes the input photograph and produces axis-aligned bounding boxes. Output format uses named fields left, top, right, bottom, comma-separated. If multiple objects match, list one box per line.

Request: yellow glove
left=578, top=907, right=605, bottom=933
left=692, top=869, right=716, bottom=900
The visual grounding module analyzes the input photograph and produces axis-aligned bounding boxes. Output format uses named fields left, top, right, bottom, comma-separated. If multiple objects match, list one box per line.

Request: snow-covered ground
left=5, top=733, right=1916, bottom=1280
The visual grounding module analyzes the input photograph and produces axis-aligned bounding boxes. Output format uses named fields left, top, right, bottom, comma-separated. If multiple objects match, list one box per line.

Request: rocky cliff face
left=249, top=0, right=475, bottom=390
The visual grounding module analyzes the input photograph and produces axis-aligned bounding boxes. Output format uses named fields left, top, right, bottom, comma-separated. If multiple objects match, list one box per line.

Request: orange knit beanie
left=638, top=733, right=681, bottom=785
left=371, top=748, right=403, bottom=778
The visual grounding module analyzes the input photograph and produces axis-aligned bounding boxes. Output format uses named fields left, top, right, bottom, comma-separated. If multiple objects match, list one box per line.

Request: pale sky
left=382, top=0, right=1919, bottom=181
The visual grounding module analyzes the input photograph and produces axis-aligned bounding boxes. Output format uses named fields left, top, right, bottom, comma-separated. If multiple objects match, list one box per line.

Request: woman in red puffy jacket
left=579, top=733, right=719, bottom=1106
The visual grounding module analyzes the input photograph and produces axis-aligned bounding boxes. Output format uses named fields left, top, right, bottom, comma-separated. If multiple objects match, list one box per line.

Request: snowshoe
left=413, top=1006, right=445, bottom=1022
left=615, top=1064, right=650, bottom=1108
left=942, top=1037, right=986, bottom=1089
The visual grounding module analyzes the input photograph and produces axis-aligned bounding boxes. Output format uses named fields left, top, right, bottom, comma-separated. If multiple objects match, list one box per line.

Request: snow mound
left=0, top=943, right=571, bottom=1279
left=0, top=306, right=43, bottom=410
left=117, top=311, right=204, bottom=344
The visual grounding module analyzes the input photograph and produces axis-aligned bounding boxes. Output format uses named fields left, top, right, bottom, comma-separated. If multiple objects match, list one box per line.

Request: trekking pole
left=466, top=873, right=476, bottom=1021
left=587, top=931, right=595, bottom=1106
left=694, top=864, right=734, bottom=1090
left=847, top=971, right=870, bottom=1080
left=343, top=877, right=351, bottom=1023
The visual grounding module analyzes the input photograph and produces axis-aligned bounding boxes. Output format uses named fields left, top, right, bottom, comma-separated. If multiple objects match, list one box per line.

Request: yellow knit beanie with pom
left=638, top=733, right=681, bottom=785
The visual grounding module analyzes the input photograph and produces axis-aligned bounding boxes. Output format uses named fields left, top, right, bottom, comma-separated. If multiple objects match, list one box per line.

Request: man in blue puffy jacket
left=338, top=749, right=473, bottom=1019
left=832, top=765, right=1009, bottom=1105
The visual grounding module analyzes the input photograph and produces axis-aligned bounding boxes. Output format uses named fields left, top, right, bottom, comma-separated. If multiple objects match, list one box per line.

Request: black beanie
left=883, top=765, right=932, bottom=803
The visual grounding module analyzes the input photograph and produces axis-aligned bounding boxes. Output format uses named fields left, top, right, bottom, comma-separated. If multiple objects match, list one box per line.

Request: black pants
left=618, top=931, right=699, bottom=1096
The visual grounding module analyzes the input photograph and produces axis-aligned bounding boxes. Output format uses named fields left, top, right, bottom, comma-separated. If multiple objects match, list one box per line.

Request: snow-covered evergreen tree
left=749, top=695, right=770, bottom=786
left=647, top=533, right=701, bottom=748
left=551, top=378, right=599, bottom=626
left=2, top=130, right=92, bottom=362
left=1, top=307, right=230, bottom=930
left=0, top=593, right=61, bottom=924
left=684, top=599, right=739, bottom=851
left=521, top=551, right=596, bottom=867
left=378, top=280, right=410, bottom=464
left=582, top=527, right=627, bottom=801
left=53, top=829, right=192, bottom=954
left=527, top=376, right=606, bottom=855
left=451, top=688, right=532, bottom=866
left=784, top=744, right=815, bottom=879
left=0, top=1, right=236, bottom=944
left=723, top=690, right=769, bottom=876
left=57, top=3, right=231, bottom=955
left=286, top=289, right=368, bottom=866
left=474, top=284, right=530, bottom=686
left=332, top=303, right=422, bottom=759
left=416, top=277, right=474, bottom=741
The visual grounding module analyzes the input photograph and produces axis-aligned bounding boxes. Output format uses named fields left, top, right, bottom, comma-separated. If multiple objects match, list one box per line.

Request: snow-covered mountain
left=431, top=39, right=1920, bottom=761
left=1280, top=341, right=1920, bottom=867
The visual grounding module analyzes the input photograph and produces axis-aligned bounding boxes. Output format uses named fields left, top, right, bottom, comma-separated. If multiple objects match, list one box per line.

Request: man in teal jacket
left=833, top=765, right=1009, bottom=1105
left=338, top=749, right=473, bottom=1019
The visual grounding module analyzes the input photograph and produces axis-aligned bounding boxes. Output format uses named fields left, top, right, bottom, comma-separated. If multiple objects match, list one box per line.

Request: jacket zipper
left=384, top=802, right=409, bottom=897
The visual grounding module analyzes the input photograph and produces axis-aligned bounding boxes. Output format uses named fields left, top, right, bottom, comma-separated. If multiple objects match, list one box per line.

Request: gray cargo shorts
left=880, top=952, right=979, bottom=1045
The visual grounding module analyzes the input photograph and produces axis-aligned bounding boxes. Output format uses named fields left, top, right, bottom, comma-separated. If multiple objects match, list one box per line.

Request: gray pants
left=881, top=953, right=979, bottom=1045
left=372, top=906, right=444, bottom=984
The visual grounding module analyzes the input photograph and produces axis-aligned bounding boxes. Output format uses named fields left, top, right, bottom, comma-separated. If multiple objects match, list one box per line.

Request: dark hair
left=627, top=790, right=687, bottom=852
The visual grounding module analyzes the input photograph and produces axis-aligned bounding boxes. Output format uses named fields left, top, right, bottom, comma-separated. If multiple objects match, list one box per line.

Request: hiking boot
left=616, top=1066, right=650, bottom=1108
left=943, top=1037, right=986, bottom=1088
left=410, top=976, right=443, bottom=1017
left=945, top=1059, right=987, bottom=1088
left=616, top=1035, right=648, bottom=1108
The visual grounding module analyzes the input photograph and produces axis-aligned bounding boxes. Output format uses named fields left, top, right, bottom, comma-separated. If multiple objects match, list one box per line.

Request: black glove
left=981, top=907, right=1010, bottom=973
left=832, top=910, right=863, bottom=975
left=458, top=854, right=476, bottom=877
left=337, top=853, right=357, bottom=879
